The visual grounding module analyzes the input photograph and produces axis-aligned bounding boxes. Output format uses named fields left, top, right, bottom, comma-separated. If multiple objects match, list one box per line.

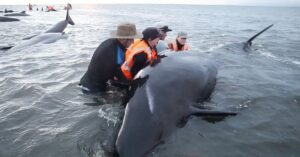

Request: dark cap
left=158, top=25, right=172, bottom=32
left=142, top=27, right=160, bottom=40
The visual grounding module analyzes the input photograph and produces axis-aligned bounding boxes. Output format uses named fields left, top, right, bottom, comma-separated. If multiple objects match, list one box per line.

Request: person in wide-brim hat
left=79, top=22, right=142, bottom=93
left=110, top=22, right=143, bottom=39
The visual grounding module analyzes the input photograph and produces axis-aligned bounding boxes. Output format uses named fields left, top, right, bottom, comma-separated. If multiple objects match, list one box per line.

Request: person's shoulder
left=96, top=38, right=117, bottom=50
left=101, top=38, right=117, bottom=46
left=91, top=38, right=117, bottom=57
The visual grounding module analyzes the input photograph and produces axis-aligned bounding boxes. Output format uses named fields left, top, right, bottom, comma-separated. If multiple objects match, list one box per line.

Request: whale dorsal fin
left=246, top=24, right=274, bottom=46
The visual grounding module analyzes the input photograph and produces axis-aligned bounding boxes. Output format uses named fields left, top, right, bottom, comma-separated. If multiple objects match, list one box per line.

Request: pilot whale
left=0, top=16, right=20, bottom=22
left=44, top=9, right=74, bottom=33
left=8, top=33, right=68, bottom=52
left=22, top=8, right=74, bottom=40
left=6, top=9, right=75, bottom=52
left=115, top=24, right=274, bottom=157
left=4, top=11, right=30, bottom=16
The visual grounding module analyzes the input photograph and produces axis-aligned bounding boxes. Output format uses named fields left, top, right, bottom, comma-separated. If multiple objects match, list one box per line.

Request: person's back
left=79, top=22, right=142, bottom=93
left=80, top=39, right=120, bottom=91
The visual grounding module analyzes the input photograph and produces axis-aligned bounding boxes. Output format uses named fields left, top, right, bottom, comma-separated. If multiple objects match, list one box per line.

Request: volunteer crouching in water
left=121, top=27, right=160, bottom=80
left=79, top=22, right=142, bottom=93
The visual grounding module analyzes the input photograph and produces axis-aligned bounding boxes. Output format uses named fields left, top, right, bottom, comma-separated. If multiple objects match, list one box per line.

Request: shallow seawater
left=0, top=4, right=300, bottom=157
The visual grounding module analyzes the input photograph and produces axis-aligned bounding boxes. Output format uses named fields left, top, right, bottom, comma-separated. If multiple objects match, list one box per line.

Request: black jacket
left=79, top=38, right=126, bottom=92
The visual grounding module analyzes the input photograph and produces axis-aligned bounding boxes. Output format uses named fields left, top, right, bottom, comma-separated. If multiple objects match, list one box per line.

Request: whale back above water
left=4, top=11, right=30, bottom=16
left=115, top=24, right=274, bottom=157
left=45, top=8, right=75, bottom=33
left=8, top=33, right=67, bottom=52
left=22, top=9, right=75, bottom=41
left=0, top=16, right=20, bottom=22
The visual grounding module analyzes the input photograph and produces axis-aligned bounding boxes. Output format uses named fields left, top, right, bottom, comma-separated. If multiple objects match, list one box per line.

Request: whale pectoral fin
left=189, top=106, right=237, bottom=117
left=23, top=34, right=39, bottom=40
left=0, top=44, right=14, bottom=50
left=191, top=103, right=213, bottom=110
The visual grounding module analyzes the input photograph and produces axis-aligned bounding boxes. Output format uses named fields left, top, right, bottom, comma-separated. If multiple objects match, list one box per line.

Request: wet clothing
left=131, top=53, right=148, bottom=78
left=170, top=39, right=190, bottom=51
left=121, top=40, right=157, bottom=80
left=79, top=38, right=127, bottom=93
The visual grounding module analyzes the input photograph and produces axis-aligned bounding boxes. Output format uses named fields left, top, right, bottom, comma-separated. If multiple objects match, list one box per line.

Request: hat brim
left=160, top=28, right=172, bottom=32
left=110, top=30, right=143, bottom=39
left=165, top=28, right=172, bottom=32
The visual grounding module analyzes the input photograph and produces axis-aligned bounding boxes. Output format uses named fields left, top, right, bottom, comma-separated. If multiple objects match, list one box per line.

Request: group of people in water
left=28, top=3, right=72, bottom=12
left=79, top=22, right=190, bottom=93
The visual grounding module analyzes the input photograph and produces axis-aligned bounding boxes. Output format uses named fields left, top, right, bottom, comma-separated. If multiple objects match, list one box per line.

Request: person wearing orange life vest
left=169, top=31, right=190, bottom=52
left=28, top=3, right=32, bottom=11
left=121, top=27, right=160, bottom=80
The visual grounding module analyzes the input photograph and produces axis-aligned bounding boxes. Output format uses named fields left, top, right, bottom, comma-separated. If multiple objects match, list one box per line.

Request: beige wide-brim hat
left=110, top=22, right=143, bottom=39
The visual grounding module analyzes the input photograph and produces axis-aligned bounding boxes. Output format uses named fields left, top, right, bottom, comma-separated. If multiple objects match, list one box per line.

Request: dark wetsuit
left=131, top=53, right=148, bottom=77
left=79, top=38, right=127, bottom=93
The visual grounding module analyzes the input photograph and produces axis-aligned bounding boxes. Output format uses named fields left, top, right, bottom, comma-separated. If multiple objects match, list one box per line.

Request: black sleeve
left=80, top=39, right=117, bottom=91
left=131, top=52, right=148, bottom=77
left=91, top=39, right=117, bottom=80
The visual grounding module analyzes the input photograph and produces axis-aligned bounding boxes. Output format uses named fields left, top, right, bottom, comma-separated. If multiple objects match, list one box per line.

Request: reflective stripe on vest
left=171, top=40, right=189, bottom=52
left=121, top=40, right=157, bottom=80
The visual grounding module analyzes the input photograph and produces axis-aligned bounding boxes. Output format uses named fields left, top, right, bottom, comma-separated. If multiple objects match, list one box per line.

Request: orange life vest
left=47, top=6, right=55, bottom=11
left=121, top=40, right=157, bottom=80
left=170, top=40, right=189, bottom=52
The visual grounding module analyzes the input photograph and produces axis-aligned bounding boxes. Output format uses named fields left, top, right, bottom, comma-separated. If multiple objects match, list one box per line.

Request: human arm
left=131, top=52, right=148, bottom=77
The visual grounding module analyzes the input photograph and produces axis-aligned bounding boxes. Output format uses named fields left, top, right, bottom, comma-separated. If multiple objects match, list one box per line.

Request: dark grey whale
left=0, top=43, right=14, bottom=50
left=8, top=33, right=68, bottom=52
left=115, top=24, right=274, bottom=157
left=23, top=9, right=74, bottom=40
left=44, top=9, right=74, bottom=33
left=5, top=9, right=75, bottom=52
left=0, top=16, right=20, bottom=22
left=4, top=11, right=30, bottom=16
left=0, top=9, right=14, bottom=13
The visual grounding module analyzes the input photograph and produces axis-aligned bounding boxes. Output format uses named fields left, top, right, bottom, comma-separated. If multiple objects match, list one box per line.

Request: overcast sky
left=0, top=0, right=300, bottom=6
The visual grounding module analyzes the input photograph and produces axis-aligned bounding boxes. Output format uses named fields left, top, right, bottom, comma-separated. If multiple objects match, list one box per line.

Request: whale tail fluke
left=245, top=24, right=274, bottom=47
left=66, top=8, right=75, bottom=25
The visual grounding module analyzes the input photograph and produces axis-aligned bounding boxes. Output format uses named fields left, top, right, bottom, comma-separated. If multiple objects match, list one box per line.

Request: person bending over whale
left=121, top=27, right=160, bottom=80
left=79, top=22, right=142, bottom=93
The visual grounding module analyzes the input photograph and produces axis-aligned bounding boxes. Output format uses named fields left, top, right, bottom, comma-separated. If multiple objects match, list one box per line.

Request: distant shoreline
left=0, top=4, right=300, bottom=8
